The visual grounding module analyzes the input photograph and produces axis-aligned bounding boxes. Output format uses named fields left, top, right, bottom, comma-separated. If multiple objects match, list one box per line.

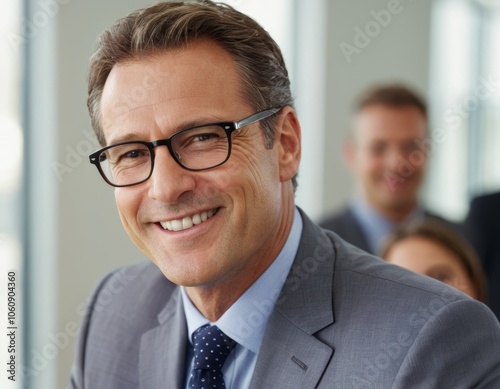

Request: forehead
left=99, top=40, right=246, bottom=139
left=353, top=104, right=427, bottom=142
left=390, top=236, right=460, bottom=268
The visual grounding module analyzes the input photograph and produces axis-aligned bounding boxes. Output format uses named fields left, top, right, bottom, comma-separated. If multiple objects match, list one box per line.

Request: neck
left=185, top=200, right=296, bottom=322
left=375, top=201, right=417, bottom=223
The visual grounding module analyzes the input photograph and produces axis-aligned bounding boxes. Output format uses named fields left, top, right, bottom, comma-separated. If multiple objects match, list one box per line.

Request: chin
left=156, top=264, right=196, bottom=286
left=153, top=255, right=215, bottom=287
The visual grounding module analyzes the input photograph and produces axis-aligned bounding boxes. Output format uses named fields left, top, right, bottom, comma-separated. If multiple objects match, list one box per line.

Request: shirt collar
left=181, top=207, right=303, bottom=354
left=351, top=195, right=424, bottom=253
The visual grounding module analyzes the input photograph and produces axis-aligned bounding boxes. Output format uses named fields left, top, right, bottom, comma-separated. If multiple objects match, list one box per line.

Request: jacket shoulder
left=320, top=232, right=500, bottom=387
left=87, top=261, right=177, bottom=326
left=69, top=261, right=178, bottom=388
left=468, top=191, right=500, bottom=217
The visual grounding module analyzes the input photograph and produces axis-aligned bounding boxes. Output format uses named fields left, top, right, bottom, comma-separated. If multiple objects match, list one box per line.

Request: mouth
left=159, top=208, right=219, bottom=232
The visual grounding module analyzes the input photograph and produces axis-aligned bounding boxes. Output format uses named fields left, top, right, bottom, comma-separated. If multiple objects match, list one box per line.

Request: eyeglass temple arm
left=235, top=108, right=281, bottom=129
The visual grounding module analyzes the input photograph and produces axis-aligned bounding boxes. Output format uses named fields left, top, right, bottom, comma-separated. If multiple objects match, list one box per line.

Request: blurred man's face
left=345, top=104, right=428, bottom=219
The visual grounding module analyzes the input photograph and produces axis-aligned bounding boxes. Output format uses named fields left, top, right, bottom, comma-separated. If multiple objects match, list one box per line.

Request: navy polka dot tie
left=189, top=325, right=236, bottom=389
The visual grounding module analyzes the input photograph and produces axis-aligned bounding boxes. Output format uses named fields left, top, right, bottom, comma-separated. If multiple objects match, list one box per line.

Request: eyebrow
left=106, top=133, right=144, bottom=146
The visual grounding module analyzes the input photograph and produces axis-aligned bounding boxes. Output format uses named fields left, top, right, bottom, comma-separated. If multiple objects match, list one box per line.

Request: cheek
left=462, top=278, right=479, bottom=300
left=358, top=154, right=383, bottom=174
left=114, top=188, right=141, bottom=229
left=204, top=163, right=242, bottom=199
left=114, top=188, right=153, bottom=256
left=413, top=165, right=426, bottom=179
left=454, top=271, right=475, bottom=292
left=233, top=148, right=279, bottom=187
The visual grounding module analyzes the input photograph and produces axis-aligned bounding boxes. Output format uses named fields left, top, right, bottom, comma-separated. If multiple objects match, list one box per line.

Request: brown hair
left=87, top=0, right=293, bottom=150
left=355, top=83, right=427, bottom=119
left=380, top=219, right=488, bottom=303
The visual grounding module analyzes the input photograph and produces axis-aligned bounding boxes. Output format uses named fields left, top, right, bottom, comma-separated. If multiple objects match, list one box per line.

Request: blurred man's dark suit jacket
left=319, top=206, right=462, bottom=254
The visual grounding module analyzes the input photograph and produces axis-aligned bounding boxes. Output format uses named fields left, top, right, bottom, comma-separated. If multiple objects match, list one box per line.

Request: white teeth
left=171, top=220, right=183, bottom=231
left=160, top=208, right=218, bottom=231
left=182, top=217, right=193, bottom=229
left=192, top=214, right=202, bottom=225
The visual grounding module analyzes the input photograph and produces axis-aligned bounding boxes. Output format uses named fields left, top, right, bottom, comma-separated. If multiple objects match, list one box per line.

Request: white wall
left=23, top=1, right=434, bottom=388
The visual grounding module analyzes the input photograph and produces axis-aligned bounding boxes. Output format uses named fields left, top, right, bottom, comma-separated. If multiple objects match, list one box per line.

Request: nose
left=384, top=147, right=404, bottom=173
left=148, top=146, right=196, bottom=204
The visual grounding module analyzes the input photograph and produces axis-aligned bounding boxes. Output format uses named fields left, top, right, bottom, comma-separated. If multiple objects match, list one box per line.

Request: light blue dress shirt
left=181, top=207, right=303, bottom=388
left=350, top=196, right=424, bottom=254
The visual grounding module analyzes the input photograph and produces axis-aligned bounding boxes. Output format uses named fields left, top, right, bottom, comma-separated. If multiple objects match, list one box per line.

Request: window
left=0, top=1, right=23, bottom=387
left=426, top=0, right=500, bottom=219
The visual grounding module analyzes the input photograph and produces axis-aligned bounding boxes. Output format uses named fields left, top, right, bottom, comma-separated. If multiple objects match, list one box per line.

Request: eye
left=105, top=144, right=150, bottom=166
left=427, top=268, right=455, bottom=284
left=193, top=132, right=221, bottom=142
left=173, top=126, right=227, bottom=151
left=370, top=143, right=386, bottom=155
left=402, top=142, right=420, bottom=155
left=433, top=272, right=452, bottom=283
left=123, top=149, right=149, bottom=159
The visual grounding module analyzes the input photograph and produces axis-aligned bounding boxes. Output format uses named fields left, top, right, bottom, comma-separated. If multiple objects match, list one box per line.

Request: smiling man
left=70, top=2, right=500, bottom=388
left=320, top=84, right=461, bottom=255
left=97, top=39, right=296, bottom=320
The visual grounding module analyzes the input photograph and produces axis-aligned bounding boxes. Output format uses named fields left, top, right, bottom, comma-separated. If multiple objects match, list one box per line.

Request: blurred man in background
left=320, top=84, right=459, bottom=254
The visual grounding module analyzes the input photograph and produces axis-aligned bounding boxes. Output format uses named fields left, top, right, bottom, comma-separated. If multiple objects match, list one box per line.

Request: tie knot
left=192, top=325, right=236, bottom=371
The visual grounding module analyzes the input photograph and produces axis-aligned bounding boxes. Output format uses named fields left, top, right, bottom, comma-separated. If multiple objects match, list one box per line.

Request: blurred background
left=0, top=0, right=499, bottom=387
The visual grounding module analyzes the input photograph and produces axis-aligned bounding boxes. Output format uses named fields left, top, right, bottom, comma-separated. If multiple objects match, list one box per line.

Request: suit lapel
left=139, top=287, right=187, bottom=389
left=251, top=210, right=337, bottom=388
left=250, top=311, right=334, bottom=388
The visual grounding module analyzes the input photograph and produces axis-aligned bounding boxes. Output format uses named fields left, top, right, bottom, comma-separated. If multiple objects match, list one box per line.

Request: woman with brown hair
left=381, top=219, right=488, bottom=303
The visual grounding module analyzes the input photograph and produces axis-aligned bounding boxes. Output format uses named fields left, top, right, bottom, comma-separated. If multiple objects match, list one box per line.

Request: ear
left=275, top=106, right=301, bottom=183
left=342, top=137, right=356, bottom=171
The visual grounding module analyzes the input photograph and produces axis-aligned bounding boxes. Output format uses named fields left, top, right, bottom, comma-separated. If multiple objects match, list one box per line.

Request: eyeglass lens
left=99, top=125, right=229, bottom=186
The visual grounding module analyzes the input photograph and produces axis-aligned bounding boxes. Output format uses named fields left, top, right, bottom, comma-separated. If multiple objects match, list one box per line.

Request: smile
left=159, top=208, right=219, bottom=231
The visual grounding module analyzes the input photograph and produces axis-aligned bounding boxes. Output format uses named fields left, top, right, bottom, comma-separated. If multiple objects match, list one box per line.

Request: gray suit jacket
left=69, top=211, right=500, bottom=388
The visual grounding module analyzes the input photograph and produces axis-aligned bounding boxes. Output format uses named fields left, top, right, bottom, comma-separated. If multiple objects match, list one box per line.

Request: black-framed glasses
left=89, top=107, right=281, bottom=187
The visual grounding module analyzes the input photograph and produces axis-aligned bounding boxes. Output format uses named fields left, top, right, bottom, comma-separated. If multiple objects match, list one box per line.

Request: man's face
left=345, top=104, right=428, bottom=216
left=99, top=40, right=300, bottom=290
